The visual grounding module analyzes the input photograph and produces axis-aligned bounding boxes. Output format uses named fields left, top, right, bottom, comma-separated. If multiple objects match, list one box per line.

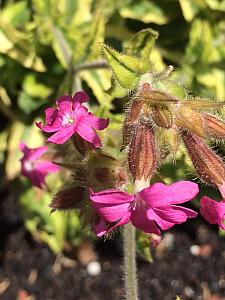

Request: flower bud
left=181, top=130, right=225, bottom=189
left=128, top=123, right=157, bottom=181
left=174, top=106, right=205, bottom=138
left=50, top=186, right=86, bottom=211
left=152, top=105, right=173, bottom=128
left=121, top=99, right=144, bottom=150
left=202, top=114, right=225, bottom=140
left=72, top=135, right=94, bottom=155
left=86, top=152, right=128, bottom=190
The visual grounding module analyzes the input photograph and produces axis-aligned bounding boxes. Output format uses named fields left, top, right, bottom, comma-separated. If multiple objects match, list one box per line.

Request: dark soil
left=0, top=186, right=225, bottom=300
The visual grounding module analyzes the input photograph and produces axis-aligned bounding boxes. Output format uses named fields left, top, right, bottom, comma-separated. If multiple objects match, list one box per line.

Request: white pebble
left=87, top=261, right=101, bottom=276
left=190, top=245, right=200, bottom=256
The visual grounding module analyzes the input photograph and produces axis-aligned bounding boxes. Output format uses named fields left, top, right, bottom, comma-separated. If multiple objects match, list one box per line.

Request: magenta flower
left=36, top=91, right=109, bottom=147
left=20, top=142, right=59, bottom=188
left=89, top=181, right=198, bottom=236
left=200, top=196, right=225, bottom=230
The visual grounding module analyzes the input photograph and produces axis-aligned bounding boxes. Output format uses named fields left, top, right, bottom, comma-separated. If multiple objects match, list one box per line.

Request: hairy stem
left=74, top=60, right=108, bottom=73
left=123, top=223, right=139, bottom=300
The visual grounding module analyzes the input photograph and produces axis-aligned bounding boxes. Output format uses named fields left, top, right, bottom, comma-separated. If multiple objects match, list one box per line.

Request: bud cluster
left=122, top=69, right=225, bottom=192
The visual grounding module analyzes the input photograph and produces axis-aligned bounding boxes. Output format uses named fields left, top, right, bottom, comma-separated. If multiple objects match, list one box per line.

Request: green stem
left=123, top=223, right=139, bottom=300
left=74, top=60, right=108, bottom=73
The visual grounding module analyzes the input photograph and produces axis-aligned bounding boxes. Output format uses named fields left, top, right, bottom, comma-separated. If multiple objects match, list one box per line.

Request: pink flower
left=89, top=181, right=198, bottom=236
left=20, top=142, right=59, bottom=188
left=200, top=196, right=225, bottom=230
left=36, top=91, right=109, bottom=147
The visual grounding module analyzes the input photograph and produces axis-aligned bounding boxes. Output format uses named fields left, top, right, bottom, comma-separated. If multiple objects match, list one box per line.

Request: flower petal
left=56, top=95, right=73, bottom=111
left=36, top=161, right=60, bottom=173
left=90, top=189, right=134, bottom=205
left=139, top=181, right=199, bottom=207
left=20, top=143, right=48, bottom=160
left=93, top=202, right=131, bottom=223
left=131, top=205, right=161, bottom=234
left=94, top=213, right=131, bottom=237
left=94, top=218, right=108, bottom=237
left=75, top=120, right=102, bottom=148
left=36, top=121, right=61, bottom=133
left=87, top=113, right=109, bottom=130
left=73, top=91, right=89, bottom=104
left=90, top=189, right=133, bottom=223
left=47, top=126, right=75, bottom=144
left=28, top=170, right=46, bottom=188
left=200, top=196, right=225, bottom=230
left=148, top=205, right=197, bottom=230
left=45, top=108, right=60, bottom=125
left=147, top=208, right=175, bottom=230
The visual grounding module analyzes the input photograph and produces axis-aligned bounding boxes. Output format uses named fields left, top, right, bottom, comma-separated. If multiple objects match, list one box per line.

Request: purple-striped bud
left=181, top=130, right=225, bottom=197
left=128, top=123, right=157, bottom=181
left=50, top=186, right=86, bottom=210
left=202, top=114, right=225, bottom=140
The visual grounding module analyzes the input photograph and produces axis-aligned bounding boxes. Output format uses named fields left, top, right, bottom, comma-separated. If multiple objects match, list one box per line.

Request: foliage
left=0, top=0, right=224, bottom=255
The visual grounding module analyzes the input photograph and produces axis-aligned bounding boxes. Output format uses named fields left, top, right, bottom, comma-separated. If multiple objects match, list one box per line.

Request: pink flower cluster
left=19, top=90, right=225, bottom=234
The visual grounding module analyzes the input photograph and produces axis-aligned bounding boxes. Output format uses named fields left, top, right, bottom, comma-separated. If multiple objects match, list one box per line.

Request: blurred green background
left=0, top=0, right=224, bottom=253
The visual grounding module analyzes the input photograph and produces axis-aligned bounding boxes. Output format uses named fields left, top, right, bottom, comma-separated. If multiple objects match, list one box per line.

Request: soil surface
left=0, top=186, right=225, bottom=300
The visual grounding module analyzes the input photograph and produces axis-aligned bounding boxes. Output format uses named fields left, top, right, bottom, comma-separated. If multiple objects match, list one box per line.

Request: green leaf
left=52, top=25, right=72, bottom=68
left=124, top=28, right=159, bottom=59
left=186, top=18, right=214, bottom=64
left=23, top=74, right=52, bottom=98
left=0, top=21, right=46, bottom=71
left=102, top=44, right=150, bottom=89
left=72, top=14, right=105, bottom=64
left=119, top=0, right=168, bottom=25
left=179, top=0, right=203, bottom=22
left=18, top=92, right=46, bottom=114
left=107, top=84, right=127, bottom=99
left=1, top=1, right=30, bottom=27
left=79, top=69, right=113, bottom=108
left=20, top=190, right=67, bottom=253
left=136, top=230, right=153, bottom=263
left=197, top=68, right=225, bottom=99
left=205, top=0, right=225, bottom=11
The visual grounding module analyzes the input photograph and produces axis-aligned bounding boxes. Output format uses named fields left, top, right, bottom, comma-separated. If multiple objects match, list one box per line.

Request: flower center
left=24, top=160, right=35, bottom=171
left=68, top=118, right=74, bottom=124
left=62, top=114, right=75, bottom=126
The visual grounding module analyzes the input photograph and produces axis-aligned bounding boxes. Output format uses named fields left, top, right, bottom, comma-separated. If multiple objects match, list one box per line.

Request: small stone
left=87, top=261, right=101, bottom=276
left=190, top=245, right=200, bottom=256
left=184, top=286, right=195, bottom=298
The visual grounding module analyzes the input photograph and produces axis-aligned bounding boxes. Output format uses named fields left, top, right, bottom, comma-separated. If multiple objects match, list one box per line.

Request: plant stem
left=74, top=60, right=108, bottom=73
left=123, top=222, right=139, bottom=300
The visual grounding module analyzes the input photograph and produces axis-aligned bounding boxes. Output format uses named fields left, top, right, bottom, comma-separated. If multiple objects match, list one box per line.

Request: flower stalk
left=123, top=222, right=139, bottom=300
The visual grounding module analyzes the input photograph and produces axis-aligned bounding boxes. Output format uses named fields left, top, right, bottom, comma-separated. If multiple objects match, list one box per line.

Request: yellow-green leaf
left=102, top=44, right=149, bottom=89
left=79, top=69, right=112, bottom=108
left=124, top=28, right=159, bottom=59
left=119, top=0, right=168, bottom=25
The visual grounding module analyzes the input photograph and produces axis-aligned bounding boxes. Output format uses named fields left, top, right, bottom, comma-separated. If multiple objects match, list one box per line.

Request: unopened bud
left=202, top=114, right=225, bottom=140
left=86, top=153, right=128, bottom=190
left=174, top=106, right=205, bottom=138
left=152, top=105, right=173, bottom=128
left=72, top=135, right=94, bottom=155
left=50, top=186, right=86, bottom=210
left=122, top=99, right=144, bottom=150
left=181, top=130, right=225, bottom=188
left=128, top=123, right=157, bottom=181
